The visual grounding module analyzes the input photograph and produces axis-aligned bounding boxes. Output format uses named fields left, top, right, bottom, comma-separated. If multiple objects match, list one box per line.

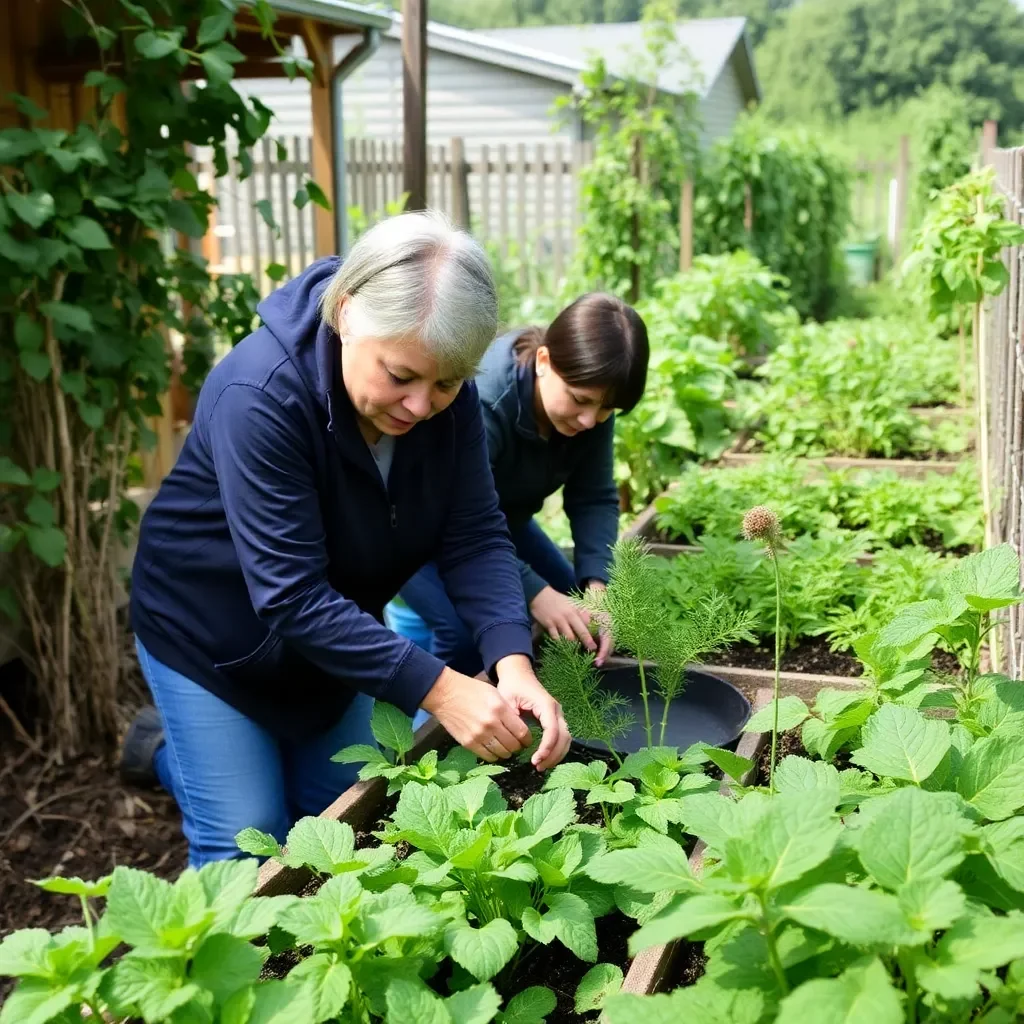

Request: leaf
left=518, top=787, right=576, bottom=843
left=305, top=180, right=332, bottom=210
left=246, top=978, right=317, bottom=1024
left=39, top=301, right=93, bottom=333
left=744, top=696, right=810, bottom=733
left=944, top=544, right=1022, bottom=611
left=279, top=876, right=357, bottom=946
left=876, top=599, right=950, bottom=650
left=521, top=893, right=597, bottom=962
left=933, top=911, right=1024, bottom=969
left=392, top=782, right=454, bottom=855
left=331, top=743, right=389, bottom=766
left=31, top=874, right=110, bottom=898
left=782, top=883, right=918, bottom=947
left=701, top=745, right=754, bottom=783
left=201, top=42, right=244, bottom=85
left=100, top=957, right=200, bottom=1020
left=60, top=216, right=112, bottom=250
left=445, top=983, right=502, bottom=1024
left=288, top=954, right=352, bottom=1020
left=0, top=456, right=31, bottom=487
left=135, top=30, right=182, bottom=59
left=19, top=351, right=51, bottom=381
left=545, top=761, right=607, bottom=791
left=898, top=878, right=967, bottom=934
left=851, top=705, right=950, bottom=783
left=0, top=929, right=51, bottom=977
left=445, top=918, right=518, bottom=981
left=777, top=957, right=903, bottom=1024
left=283, top=817, right=357, bottom=874
left=499, top=986, right=556, bottom=1024
left=385, top=978, right=449, bottom=1024
left=575, top=963, right=623, bottom=1013
left=628, top=893, right=747, bottom=953
left=957, top=733, right=1024, bottom=820
left=856, top=787, right=968, bottom=889
left=0, top=978, right=78, bottom=1024
left=190, top=933, right=265, bottom=1006
left=198, top=859, right=258, bottom=929
left=266, top=262, right=287, bottom=282
left=25, top=526, right=66, bottom=567
left=773, top=757, right=841, bottom=805
left=254, top=198, right=278, bottom=232
left=167, top=198, right=206, bottom=238
left=198, top=11, right=235, bottom=46
left=235, top=827, right=282, bottom=859
left=584, top=844, right=698, bottom=894
left=6, top=191, right=55, bottom=229
left=371, top=701, right=415, bottom=756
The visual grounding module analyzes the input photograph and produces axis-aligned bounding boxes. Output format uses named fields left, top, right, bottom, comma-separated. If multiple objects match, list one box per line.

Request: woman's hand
left=586, top=580, right=614, bottom=667
left=495, top=654, right=572, bottom=770
left=420, top=666, right=532, bottom=763
left=530, top=586, right=597, bottom=651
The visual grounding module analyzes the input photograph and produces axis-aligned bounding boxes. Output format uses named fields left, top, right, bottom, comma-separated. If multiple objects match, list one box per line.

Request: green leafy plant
left=0, top=0, right=325, bottom=755
left=581, top=538, right=755, bottom=747
left=693, top=113, right=851, bottom=320
left=637, top=252, right=799, bottom=359
left=747, top=316, right=966, bottom=458
left=653, top=458, right=983, bottom=552
left=333, top=701, right=505, bottom=795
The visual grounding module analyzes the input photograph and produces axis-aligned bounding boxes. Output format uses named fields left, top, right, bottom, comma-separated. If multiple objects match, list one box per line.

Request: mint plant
left=333, top=701, right=504, bottom=795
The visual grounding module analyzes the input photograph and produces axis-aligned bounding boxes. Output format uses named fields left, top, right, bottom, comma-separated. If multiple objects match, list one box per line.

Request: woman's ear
left=535, top=344, right=550, bottom=377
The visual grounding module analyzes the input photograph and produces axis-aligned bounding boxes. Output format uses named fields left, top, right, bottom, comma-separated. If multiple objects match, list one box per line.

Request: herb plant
left=580, top=538, right=755, bottom=747
left=333, top=701, right=504, bottom=795
left=747, top=316, right=965, bottom=458
left=653, top=458, right=983, bottom=552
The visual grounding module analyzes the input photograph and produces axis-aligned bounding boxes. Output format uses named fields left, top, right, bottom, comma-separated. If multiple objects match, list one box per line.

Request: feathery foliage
left=537, top=638, right=634, bottom=763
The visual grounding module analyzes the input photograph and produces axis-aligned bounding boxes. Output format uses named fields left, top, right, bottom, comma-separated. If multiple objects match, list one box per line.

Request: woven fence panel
left=988, top=147, right=1024, bottom=677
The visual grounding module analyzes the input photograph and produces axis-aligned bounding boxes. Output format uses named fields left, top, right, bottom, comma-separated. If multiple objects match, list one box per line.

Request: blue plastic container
left=384, top=598, right=434, bottom=651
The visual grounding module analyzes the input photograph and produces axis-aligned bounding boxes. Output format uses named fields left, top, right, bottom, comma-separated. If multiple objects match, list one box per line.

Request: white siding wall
left=698, top=57, right=747, bottom=149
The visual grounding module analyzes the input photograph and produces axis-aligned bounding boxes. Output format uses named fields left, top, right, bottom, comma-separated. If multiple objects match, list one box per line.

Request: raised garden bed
left=719, top=449, right=962, bottom=476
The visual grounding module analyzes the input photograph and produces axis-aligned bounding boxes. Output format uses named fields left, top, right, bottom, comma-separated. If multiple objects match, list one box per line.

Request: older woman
left=123, top=211, right=570, bottom=867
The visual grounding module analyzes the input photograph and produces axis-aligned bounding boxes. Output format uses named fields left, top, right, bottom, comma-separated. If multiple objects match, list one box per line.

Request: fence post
left=982, top=120, right=998, bottom=165
left=893, top=134, right=910, bottom=264
left=402, top=0, right=428, bottom=212
left=679, top=177, right=693, bottom=271
left=450, top=136, right=470, bottom=230
left=743, top=182, right=753, bottom=234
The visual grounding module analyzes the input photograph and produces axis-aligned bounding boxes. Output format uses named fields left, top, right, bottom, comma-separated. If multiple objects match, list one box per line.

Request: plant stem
left=636, top=655, right=653, bottom=748
left=758, top=900, right=789, bottom=996
left=658, top=697, right=671, bottom=747
left=769, top=552, right=782, bottom=795
left=898, top=951, right=918, bottom=1024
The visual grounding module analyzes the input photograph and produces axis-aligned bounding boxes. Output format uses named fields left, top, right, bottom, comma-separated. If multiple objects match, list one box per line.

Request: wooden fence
left=198, top=135, right=594, bottom=293
left=851, top=136, right=911, bottom=263
left=985, top=145, right=1024, bottom=677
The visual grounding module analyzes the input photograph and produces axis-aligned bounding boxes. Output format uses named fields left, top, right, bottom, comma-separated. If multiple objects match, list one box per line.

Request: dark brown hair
left=513, top=293, right=649, bottom=413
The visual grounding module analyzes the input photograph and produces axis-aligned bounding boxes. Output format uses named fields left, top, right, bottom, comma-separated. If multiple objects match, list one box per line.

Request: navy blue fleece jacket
left=130, top=258, right=533, bottom=741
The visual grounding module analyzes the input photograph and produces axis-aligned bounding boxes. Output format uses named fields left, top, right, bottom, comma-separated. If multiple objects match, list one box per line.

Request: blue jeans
left=397, top=519, right=575, bottom=676
left=135, top=638, right=425, bottom=868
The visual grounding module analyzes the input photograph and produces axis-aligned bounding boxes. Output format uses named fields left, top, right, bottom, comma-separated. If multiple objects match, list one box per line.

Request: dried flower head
left=742, top=505, right=781, bottom=550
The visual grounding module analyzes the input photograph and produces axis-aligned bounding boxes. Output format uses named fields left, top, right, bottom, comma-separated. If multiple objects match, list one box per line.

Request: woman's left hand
left=586, top=581, right=614, bottom=667
left=495, top=655, right=572, bottom=770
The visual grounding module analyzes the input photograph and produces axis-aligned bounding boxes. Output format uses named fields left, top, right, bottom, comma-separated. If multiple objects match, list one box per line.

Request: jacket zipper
left=390, top=504, right=397, bottom=529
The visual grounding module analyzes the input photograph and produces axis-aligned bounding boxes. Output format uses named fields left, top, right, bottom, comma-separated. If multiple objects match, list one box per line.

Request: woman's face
left=535, top=345, right=613, bottom=438
left=338, top=299, right=463, bottom=438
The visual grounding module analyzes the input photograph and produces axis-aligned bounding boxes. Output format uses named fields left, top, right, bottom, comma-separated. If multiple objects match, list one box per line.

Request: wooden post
left=982, top=120, right=998, bottom=165
left=743, top=181, right=753, bottom=234
left=450, top=135, right=470, bottom=229
left=679, top=177, right=693, bottom=272
left=893, top=134, right=910, bottom=264
left=310, top=81, right=335, bottom=256
left=402, top=0, right=428, bottom=211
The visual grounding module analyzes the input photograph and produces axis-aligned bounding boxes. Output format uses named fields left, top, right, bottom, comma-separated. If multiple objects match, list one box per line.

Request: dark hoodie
left=130, top=257, right=533, bottom=741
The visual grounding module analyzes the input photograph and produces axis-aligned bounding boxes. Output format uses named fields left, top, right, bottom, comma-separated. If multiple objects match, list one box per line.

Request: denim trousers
left=397, top=518, right=575, bottom=676
left=135, top=638, right=429, bottom=868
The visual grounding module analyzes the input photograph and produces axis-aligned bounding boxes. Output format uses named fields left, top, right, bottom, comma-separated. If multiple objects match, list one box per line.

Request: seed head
left=742, top=505, right=780, bottom=548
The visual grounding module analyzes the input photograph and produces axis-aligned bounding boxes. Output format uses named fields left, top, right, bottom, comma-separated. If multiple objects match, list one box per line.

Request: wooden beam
left=300, top=18, right=331, bottom=88
left=402, top=0, right=428, bottom=211
left=311, top=80, right=336, bottom=255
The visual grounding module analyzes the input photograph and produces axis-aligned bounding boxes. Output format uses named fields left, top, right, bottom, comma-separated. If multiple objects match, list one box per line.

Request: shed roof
left=259, top=0, right=391, bottom=31
left=385, top=15, right=759, bottom=102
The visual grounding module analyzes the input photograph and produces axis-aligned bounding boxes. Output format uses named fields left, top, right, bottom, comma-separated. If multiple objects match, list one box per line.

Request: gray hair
left=320, top=209, right=498, bottom=379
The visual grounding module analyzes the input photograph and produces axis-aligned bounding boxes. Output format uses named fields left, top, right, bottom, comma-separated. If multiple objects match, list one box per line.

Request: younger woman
left=397, top=293, right=649, bottom=674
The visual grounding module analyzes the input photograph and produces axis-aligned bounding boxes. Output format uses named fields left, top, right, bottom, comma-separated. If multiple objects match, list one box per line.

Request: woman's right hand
left=530, top=586, right=597, bottom=652
left=420, top=666, right=533, bottom=762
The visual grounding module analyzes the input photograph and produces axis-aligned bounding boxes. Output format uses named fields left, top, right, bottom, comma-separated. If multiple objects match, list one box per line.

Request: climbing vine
left=0, top=0, right=314, bottom=753
left=557, top=0, right=701, bottom=301
left=694, top=115, right=851, bottom=320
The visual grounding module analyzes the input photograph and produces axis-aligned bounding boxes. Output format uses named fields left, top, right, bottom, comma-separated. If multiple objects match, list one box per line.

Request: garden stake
left=742, top=505, right=782, bottom=794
